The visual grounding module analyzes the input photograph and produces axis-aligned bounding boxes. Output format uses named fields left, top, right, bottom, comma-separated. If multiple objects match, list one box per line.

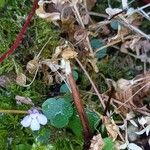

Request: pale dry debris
left=102, top=116, right=118, bottom=141
left=121, top=37, right=150, bottom=57
left=42, top=59, right=60, bottom=72
left=89, top=134, right=104, bottom=150
left=16, top=73, right=27, bottom=86
left=112, top=71, right=150, bottom=115
left=114, top=79, right=133, bottom=114
left=43, top=73, right=54, bottom=85
left=15, top=95, right=34, bottom=106
left=36, top=1, right=61, bottom=21
left=0, top=76, right=10, bottom=88
left=61, top=47, right=78, bottom=59
left=26, top=59, right=39, bottom=74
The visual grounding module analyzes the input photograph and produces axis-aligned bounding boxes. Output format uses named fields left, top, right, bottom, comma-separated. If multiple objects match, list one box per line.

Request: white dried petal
left=146, top=127, right=150, bottom=136
left=105, top=8, right=122, bottom=16
left=136, top=128, right=147, bottom=135
left=52, top=0, right=68, bottom=4
left=127, top=7, right=135, bottom=15
left=122, top=0, right=128, bottom=9
left=145, top=116, right=150, bottom=124
left=38, top=0, right=51, bottom=5
left=128, top=143, right=142, bottom=150
left=126, top=112, right=135, bottom=120
left=129, top=120, right=138, bottom=127
left=30, top=118, right=40, bottom=131
left=21, top=115, right=32, bottom=127
left=138, top=117, right=147, bottom=127
left=38, top=12, right=60, bottom=20
left=61, top=59, right=71, bottom=75
left=37, top=114, right=48, bottom=125
left=136, top=125, right=150, bottom=136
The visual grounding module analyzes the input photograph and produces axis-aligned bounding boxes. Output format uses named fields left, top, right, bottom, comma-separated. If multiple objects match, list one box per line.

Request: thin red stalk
left=67, top=73, right=92, bottom=149
left=0, top=0, right=38, bottom=63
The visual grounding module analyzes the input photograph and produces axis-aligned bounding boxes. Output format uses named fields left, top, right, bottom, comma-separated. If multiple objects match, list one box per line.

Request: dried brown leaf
left=102, top=116, right=118, bottom=141
left=16, top=73, right=27, bottom=86
left=61, top=47, right=78, bottom=59
left=89, top=134, right=104, bottom=150
left=15, top=95, right=34, bottom=105
left=26, top=59, right=39, bottom=74
left=43, top=73, right=53, bottom=85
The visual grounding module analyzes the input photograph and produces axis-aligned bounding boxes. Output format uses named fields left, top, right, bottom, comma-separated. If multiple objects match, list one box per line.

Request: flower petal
left=30, top=118, right=40, bottom=131
left=37, top=114, right=47, bottom=125
left=30, top=113, right=39, bottom=119
left=128, top=143, right=142, bottom=150
left=21, top=115, right=32, bottom=127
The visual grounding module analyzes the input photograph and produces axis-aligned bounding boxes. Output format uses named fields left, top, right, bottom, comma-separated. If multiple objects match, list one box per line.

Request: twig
left=0, top=109, right=27, bottom=114
left=88, top=12, right=108, bottom=18
left=103, top=87, right=115, bottom=116
left=36, top=37, right=52, bottom=59
left=67, top=73, right=92, bottom=149
left=111, top=80, right=150, bottom=116
left=0, top=0, right=38, bottom=64
left=71, top=1, right=94, bottom=55
left=75, top=58, right=106, bottom=110
left=94, top=35, right=133, bottom=55
left=116, top=13, right=150, bottom=40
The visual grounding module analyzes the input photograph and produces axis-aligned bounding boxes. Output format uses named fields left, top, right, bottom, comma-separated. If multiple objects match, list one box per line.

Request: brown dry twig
left=67, top=73, right=92, bottom=149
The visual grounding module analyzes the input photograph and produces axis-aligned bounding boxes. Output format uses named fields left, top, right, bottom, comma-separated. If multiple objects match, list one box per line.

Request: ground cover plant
left=0, top=0, right=150, bottom=149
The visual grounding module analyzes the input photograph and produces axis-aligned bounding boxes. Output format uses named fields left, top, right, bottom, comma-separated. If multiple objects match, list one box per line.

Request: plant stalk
left=0, top=109, right=28, bottom=114
left=67, top=73, right=92, bottom=149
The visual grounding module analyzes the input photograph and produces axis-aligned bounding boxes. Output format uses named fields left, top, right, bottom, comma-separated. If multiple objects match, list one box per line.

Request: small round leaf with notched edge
left=60, top=84, right=70, bottom=93
left=42, top=97, right=73, bottom=124
left=90, top=39, right=107, bottom=59
left=50, top=113, right=69, bottom=128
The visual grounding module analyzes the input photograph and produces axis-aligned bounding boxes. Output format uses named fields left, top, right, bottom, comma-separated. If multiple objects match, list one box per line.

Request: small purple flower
left=21, top=109, right=47, bottom=131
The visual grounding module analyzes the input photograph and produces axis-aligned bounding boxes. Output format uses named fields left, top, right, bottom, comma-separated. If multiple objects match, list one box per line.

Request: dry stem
left=75, top=58, right=106, bottom=110
left=67, top=73, right=92, bottom=149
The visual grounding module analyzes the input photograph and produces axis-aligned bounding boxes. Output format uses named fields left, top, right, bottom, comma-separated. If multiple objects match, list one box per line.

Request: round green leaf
left=63, top=94, right=73, bottom=102
left=110, top=20, right=119, bottom=30
left=51, top=113, right=69, bottom=128
left=42, top=97, right=73, bottom=121
left=60, top=84, right=70, bottom=93
left=90, top=39, right=107, bottom=59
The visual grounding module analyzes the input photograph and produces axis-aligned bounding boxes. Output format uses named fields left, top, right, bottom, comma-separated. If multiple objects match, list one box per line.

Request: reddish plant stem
left=67, top=73, right=92, bottom=149
left=0, top=0, right=38, bottom=64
